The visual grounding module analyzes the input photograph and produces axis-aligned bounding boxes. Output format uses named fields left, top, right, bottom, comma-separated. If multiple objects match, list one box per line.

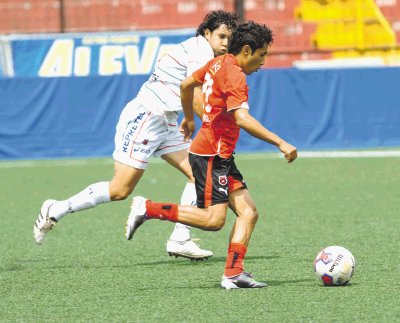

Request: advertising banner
left=7, top=29, right=194, bottom=78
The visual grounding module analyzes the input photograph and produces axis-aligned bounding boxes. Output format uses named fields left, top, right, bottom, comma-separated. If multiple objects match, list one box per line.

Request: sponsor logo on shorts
left=133, top=146, right=151, bottom=154
left=218, top=187, right=228, bottom=195
left=122, top=111, right=146, bottom=153
left=218, top=175, right=227, bottom=186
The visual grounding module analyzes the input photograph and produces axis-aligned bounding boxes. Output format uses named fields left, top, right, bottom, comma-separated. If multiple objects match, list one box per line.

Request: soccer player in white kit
left=33, top=10, right=239, bottom=260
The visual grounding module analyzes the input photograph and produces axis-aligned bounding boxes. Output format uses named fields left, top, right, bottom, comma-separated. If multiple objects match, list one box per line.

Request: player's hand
left=279, top=142, right=297, bottom=163
left=179, top=118, right=195, bottom=142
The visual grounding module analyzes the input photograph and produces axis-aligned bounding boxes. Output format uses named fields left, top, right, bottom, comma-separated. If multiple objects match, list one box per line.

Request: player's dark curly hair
left=228, top=21, right=274, bottom=55
left=196, top=10, right=240, bottom=36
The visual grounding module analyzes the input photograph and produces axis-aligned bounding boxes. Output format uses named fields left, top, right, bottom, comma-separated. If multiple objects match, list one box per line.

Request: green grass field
left=1, top=153, right=399, bottom=322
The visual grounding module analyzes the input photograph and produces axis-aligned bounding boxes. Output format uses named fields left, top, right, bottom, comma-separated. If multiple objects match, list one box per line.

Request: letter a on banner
left=39, top=39, right=74, bottom=77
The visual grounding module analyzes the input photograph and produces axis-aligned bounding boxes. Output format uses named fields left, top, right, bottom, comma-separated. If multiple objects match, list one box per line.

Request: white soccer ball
left=313, top=246, right=356, bottom=286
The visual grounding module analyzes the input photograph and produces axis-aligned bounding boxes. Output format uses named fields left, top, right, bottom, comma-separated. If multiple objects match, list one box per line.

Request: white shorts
left=113, top=98, right=190, bottom=169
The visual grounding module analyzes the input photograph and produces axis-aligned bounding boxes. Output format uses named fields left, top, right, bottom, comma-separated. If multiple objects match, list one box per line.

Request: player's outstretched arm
left=233, top=108, right=298, bottom=163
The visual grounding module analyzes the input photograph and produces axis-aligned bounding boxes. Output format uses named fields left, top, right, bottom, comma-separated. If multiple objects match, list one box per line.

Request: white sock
left=49, top=181, right=111, bottom=221
left=169, top=182, right=196, bottom=242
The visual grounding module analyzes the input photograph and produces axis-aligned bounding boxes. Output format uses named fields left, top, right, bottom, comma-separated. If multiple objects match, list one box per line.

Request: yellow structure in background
left=295, top=0, right=399, bottom=64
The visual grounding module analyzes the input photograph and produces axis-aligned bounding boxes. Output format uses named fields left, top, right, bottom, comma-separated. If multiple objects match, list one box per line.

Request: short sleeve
left=224, top=68, right=249, bottom=111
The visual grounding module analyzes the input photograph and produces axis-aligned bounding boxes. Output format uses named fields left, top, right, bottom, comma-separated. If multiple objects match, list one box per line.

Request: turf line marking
left=300, top=150, right=400, bottom=158
left=1, top=150, right=399, bottom=168
left=239, top=150, right=400, bottom=160
left=0, top=159, right=114, bottom=168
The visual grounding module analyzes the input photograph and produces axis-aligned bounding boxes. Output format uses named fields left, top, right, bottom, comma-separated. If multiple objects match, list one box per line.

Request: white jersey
left=137, top=35, right=214, bottom=116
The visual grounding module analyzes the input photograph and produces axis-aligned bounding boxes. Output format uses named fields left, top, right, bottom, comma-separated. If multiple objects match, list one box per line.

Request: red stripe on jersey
left=204, top=156, right=214, bottom=207
left=160, top=80, right=180, bottom=97
left=167, top=54, right=186, bottom=68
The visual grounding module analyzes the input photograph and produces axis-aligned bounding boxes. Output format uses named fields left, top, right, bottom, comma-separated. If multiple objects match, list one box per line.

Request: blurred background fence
left=1, top=0, right=400, bottom=67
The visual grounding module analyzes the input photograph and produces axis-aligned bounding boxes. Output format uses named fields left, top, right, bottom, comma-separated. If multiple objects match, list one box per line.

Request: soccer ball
left=313, top=246, right=356, bottom=286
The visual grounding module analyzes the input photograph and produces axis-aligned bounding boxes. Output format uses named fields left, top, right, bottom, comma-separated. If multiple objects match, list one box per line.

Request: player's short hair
left=228, top=21, right=274, bottom=55
left=196, top=10, right=240, bottom=36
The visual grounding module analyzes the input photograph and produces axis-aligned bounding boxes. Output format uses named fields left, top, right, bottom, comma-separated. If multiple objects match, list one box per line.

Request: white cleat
left=125, top=196, right=148, bottom=240
left=167, top=239, right=213, bottom=261
left=221, top=272, right=268, bottom=289
left=33, top=199, right=57, bottom=245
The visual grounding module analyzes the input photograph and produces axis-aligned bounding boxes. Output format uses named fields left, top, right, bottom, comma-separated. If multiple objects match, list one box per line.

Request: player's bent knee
left=109, top=187, right=132, bottom=201
left=252, top=210, right=259, bottom=224
left=240, top=207, right=259, bottom=225
left=204, top=216, right=226, bottom=231
left=250, top=209, right=259, bottom=225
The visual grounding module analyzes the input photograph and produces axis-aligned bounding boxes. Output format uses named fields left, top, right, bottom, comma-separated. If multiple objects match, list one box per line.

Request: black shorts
left=189, top=153, right=247, bottom=208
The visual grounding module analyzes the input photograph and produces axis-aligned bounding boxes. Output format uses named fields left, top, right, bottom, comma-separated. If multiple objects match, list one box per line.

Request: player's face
left=242, top=43, right=269, bottom=75
left=204, top=24, right=232, bottom=57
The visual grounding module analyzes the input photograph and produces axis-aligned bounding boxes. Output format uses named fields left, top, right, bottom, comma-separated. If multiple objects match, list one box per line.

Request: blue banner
left=245, top=67, right=400, bottom=151
left=0, top=75, right=147, bottom=159
left=1, top=67, right=400, bottom=160
left=9, top=30, right=193, bottom=77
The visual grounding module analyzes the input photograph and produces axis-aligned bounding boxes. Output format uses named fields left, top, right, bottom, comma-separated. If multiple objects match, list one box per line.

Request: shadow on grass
left=133, top=278, right=314, bottom=291
left=265, top=278, right=314, bottom=286
left=135, top=255, right=280, bottom=266
left=208, top=278, right=315, bottom=289
left=0, top=255, right=280, bottom=272
left=0, top=258, right=48, bottom=272
left=317, top=282, right=358, bottom=288
left=0, top=264, right=24, bottom=272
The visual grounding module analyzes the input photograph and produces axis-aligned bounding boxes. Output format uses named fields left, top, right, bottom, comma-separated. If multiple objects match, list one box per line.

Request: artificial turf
left=0, top=153, right=399, bottom=322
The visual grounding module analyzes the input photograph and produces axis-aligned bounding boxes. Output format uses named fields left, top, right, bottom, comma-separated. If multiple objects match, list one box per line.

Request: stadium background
left=1, top=0, right=400, bottom=159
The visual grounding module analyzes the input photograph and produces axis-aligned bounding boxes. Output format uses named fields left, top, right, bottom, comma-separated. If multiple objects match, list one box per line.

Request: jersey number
left=202, top=72, right=213, bottom=113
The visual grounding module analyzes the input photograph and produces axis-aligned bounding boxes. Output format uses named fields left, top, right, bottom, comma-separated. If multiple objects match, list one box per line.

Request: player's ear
left=242, top=45, right=252, bottom=57
left=204, top=28, right=211, bottom=41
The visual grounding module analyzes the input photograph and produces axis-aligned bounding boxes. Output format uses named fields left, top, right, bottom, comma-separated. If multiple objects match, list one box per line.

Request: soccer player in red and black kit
left=125, top=21, right=297, bottom=289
